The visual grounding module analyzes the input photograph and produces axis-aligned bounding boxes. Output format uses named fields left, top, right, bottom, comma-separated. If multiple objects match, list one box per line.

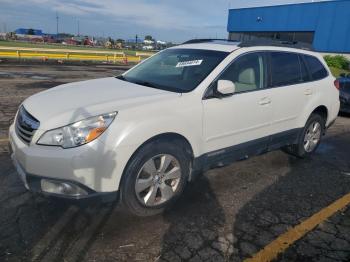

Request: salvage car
left=9, top=40, right=340, bottom=216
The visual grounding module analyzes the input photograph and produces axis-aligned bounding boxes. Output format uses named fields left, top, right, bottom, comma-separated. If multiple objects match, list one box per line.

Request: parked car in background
left=9, top=40, right=340, bottom=216
left=339, top=77, right=350, bottom=113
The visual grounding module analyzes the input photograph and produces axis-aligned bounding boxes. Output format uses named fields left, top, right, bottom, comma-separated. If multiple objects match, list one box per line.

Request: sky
left=0, top=0, right=337, bottom=43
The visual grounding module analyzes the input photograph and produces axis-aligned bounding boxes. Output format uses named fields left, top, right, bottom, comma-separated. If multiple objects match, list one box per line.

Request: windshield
left=120, top=48, right=229, bottom=93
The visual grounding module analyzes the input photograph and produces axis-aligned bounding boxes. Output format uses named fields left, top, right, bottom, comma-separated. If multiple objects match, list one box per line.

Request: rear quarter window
left=303, top=55, right=328, bottom=81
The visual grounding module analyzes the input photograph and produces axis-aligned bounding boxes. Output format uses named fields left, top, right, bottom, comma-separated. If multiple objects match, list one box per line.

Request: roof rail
left=182, top=39, right=237, bottom=44
left=181, top=39, right=313, bottom=51
left=237, top=40, right=313, bottom=51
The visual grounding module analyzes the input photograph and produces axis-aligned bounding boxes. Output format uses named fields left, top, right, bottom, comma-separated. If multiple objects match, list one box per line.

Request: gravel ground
left=0, top=63, right=350, bottom=262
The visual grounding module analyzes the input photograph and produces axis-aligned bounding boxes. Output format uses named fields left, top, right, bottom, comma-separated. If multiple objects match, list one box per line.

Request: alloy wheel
left=304, top=121, right=322, bottom=153
left=135, top=154, right=182, bottom=207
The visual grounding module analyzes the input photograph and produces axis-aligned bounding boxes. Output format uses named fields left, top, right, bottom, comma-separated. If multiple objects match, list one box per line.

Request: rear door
left=267, top=51, right=311, bottom=149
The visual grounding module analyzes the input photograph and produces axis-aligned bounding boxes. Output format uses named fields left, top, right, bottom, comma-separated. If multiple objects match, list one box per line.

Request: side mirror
left=217, top=80, right=235, bottom=97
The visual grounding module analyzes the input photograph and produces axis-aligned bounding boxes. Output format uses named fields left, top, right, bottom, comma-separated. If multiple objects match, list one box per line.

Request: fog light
left=41, top=179, right=88, bottom=197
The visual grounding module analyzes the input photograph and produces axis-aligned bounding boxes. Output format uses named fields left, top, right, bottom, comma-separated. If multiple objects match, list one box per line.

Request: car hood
left=22, top=77, right=179, bottom=130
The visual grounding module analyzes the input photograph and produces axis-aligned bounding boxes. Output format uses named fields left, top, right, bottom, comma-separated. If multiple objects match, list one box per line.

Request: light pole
left=56, top=12, right=59, bottom=35
left=77, top=19, right=80, bottom=36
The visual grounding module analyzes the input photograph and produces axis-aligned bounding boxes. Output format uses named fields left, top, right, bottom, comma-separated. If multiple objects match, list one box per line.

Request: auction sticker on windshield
left=176, top=60, right=203, bottom=68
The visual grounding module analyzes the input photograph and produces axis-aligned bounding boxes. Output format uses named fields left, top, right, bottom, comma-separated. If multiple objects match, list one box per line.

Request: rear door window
left=303, top=55, right=328, bottom=81
left=269, top=52, right=303, bottom=87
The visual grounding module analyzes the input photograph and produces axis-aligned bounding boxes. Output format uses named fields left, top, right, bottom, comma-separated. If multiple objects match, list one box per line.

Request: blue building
left=227, top=0, right=350, bottom=53
left=15, top=28, right=44, bottom=36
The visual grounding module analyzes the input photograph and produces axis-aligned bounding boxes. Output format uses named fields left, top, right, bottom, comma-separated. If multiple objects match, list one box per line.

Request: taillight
left=334, top=80, right=340, bottom=90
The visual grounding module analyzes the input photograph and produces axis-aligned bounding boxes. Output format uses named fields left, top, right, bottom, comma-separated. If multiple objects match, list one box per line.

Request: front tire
left=121, top=139, right=190, bottom=216
left=283, top=114, right=325, bottom=158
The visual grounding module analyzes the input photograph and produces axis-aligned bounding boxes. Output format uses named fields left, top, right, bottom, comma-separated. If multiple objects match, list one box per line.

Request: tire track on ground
left=33, top=204, right=115, bottom=262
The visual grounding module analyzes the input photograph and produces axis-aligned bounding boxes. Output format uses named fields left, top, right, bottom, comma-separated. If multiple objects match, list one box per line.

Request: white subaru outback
left=9, top=40, right=340, bottom=216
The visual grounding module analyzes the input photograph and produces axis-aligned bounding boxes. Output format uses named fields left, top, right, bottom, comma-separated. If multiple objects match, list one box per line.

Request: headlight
left=37, top=112, right=117, bottom=148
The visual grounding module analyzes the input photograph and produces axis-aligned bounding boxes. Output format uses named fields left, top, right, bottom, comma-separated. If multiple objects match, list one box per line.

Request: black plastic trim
left=192, top=128, right=302, bottom=177
left=237, top=40, right=313, bottom=51
left=182, top=39, right=239, bottom=45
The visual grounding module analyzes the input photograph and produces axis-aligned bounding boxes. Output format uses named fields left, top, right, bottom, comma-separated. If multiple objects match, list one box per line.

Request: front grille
left=15, top=106, right=40, bottom=144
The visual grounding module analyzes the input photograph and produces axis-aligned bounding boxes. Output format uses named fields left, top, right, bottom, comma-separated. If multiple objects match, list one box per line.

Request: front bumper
left=9, top=124, right=119, bottom=201
left=13, top=158, right=118, bottom=203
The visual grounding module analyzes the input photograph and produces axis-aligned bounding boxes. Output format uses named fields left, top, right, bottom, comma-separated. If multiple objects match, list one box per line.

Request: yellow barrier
left=135, top=52, right=154, bottom=57
left=0, top=46, right=153, bottom=63
left=0, top=46, right=125, bottom=55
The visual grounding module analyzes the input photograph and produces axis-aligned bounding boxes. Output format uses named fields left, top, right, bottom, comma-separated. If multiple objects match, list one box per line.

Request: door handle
left=259, top=97, right=271, bottom=105
left=304, top=89, right=313, bottom=96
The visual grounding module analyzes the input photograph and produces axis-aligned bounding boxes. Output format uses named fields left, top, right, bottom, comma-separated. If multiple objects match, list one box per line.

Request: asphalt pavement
left=0, top=63, right=350, bottom=262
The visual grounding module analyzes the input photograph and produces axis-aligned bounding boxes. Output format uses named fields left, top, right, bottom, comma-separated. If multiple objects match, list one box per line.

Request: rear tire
left=283, top=114, right=325, bottom=158
left=121, top=139, right=190, bottom=217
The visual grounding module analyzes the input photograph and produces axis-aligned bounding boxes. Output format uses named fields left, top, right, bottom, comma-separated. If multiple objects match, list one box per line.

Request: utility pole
left=56, top=12, right=59, bottom=35
left=77, top=19, right=80, bottom=36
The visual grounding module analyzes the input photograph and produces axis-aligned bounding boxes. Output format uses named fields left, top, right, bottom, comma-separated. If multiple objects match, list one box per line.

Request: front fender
left=97, top=112, right=203, bottom=190
left=108, top=115, right=203, bottom=157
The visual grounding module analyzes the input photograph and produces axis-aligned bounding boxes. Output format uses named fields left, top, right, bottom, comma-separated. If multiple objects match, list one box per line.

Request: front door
left=202, top=52, right=273, bottom=163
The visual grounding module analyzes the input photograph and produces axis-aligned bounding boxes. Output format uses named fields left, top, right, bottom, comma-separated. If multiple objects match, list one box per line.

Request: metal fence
left=0, top=46, right=154, bottom=63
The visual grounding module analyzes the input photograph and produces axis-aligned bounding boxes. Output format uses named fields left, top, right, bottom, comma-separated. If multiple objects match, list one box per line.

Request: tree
left=145, top=35, right=153, bottom=41
left=324, top=55, right=350, bottom=70
left=27, top=28, right=35, bottom=35
left=107, top=37, right=115, bottom=45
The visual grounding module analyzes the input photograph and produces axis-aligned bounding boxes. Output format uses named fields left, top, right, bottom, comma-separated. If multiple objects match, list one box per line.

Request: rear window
left=303, top=55, right=328, bottom=81
left=270, top=52, right=304, bottom=87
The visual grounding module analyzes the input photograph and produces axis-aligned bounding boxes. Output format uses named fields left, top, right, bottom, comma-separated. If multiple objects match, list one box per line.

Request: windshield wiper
left=116, top=75, right=126, bottom=81
left=118, top=76, right=179, bottom=92
left=116, top=75, right=159, bottom=89
left=133, top=81, right=159, bottom=89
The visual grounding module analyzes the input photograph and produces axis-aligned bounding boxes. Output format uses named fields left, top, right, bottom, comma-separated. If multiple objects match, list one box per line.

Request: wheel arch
left=300, top=104, right=329, bottom=129
left=311, top=105, right=328, bottom=124
left=298, top=105, right=329, bottom=138
left=119, top=132, right=195, bottom=189
left=136, top=132, right=195, bottom=159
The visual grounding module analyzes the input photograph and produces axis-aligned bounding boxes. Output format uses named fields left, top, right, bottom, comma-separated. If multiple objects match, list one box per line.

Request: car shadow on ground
left=232, top=131, right=350, bottom=261
left=155, top=122, right=350, bottom=262
left=159, top=175, right=226, bottom=261
left=0, top=150, right=118, bottom=262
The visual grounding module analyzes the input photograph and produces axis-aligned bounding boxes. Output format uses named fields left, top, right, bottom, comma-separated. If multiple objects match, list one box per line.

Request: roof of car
left=172, top=39, right=241, bottom=53
left=172, top=39, right=314, bottom=54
